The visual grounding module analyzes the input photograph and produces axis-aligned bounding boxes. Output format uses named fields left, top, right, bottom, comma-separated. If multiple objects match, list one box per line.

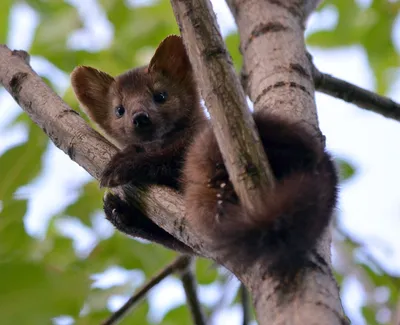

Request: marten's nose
left=133, top=112, right=152, bottom=129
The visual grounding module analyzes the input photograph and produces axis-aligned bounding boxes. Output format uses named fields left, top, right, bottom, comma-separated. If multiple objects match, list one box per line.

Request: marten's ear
left=148, top=35, right=192, bottom=81
left=70, top=66, right=115, bottom=126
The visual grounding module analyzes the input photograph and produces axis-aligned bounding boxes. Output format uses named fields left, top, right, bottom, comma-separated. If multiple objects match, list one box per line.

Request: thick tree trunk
left=223, top=1, right=347, bottom=323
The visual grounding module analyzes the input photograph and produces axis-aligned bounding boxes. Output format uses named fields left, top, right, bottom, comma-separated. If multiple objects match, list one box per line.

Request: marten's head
left=71, top=35, right=203, bottom=148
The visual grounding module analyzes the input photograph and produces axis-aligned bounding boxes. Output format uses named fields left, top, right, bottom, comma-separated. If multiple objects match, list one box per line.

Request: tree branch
left=169, top=0, right=275, bottom=213
left=178, top=258, right=207, bottom=325
left=101, top=255, right=192, bottom=325
left=239, top=284, right=251, bottom=325
left=227, top=0, right=324, bottom=147
left=0, top=48, right=115, bottom=180
left=225, top=0, right=348, bottom=324
left=311, top=62, right=400, bottom=121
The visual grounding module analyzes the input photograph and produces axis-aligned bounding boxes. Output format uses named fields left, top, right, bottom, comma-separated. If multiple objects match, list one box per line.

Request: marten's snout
left=133, top=112, right=152, bottom=129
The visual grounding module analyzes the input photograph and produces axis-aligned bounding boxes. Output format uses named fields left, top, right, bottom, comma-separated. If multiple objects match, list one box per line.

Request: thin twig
left=240, top=284, right=251, bottom=325
left=309, top=54, right=400, bottom=121
left=315, top=71, right=400, bottom=121
left=101, top=255, right=192, bottom=325
left=170, top=0, right=275, bottom=213
left=178, top=258, right=207, bottom=325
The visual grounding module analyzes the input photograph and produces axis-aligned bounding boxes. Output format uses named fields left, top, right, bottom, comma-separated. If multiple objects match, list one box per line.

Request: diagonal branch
left=101, top=255, right=192, bottom=325
left=170, top=0, right=275, bottom=213
left=178, top=258, right=207, bottom=325
left=311, top=64, right=400, bottom=121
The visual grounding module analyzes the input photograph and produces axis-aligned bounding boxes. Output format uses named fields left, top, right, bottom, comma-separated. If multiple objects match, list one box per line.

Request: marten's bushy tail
left=183, top=112, right=338, bottom=278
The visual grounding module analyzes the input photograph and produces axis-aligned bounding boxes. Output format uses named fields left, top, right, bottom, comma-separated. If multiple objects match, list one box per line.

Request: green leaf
left=118, top=300, right=150, bottom=325
left=28, top=1, right=85, bottom=72
left=100, top=0, right=179, bottom=67
left=0, top=261, right=90, bottom=324
left=0, top=199, right=33, bottom=260
left=225, top=33, right=242, bottom=72
left=307, top=0, right=362, bottom=47
left=195, top=258, right=218, bottom=285
left=64, top=181, right=103, bottom=226
left=307, top=0, right=400, bottom=94
left=361, top=306, right=378, bottom=325
left=75, top=310, right=111, bottom=325
left=77, top=288, right=150, bottom=324
left=86, top=232, right=175, bottom=275
left=336, top=158, right=356, bottom=182
left=29, top=1, right=81, bottom=54
left=361, top=263, right=400, bottom=306
left=0, top=0, right=12, bottom=44
left=38, top=221, right=80, bottom=269
left=361, top=1, right=398, bottom=94
left=0, top=123, right=47, bottom=200
left=162, top=305, right=192, bottom=325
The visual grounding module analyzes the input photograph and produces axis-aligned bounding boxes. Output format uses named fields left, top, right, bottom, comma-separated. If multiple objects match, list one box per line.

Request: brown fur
left=183, top=112, right=338, bottom=277
left=71, top=35, right=205, bottom=150
left=71, top=35, right=205, bottom=252
left=71, top=35, right=338, bottom=278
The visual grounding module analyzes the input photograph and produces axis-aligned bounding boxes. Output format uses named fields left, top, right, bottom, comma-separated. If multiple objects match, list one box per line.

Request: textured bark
left=0, top=49, right=115, bottom=179
left=225, top=0, right=348, bottom=324
left=170, top=0, right=275, bottom=213
left=228, top=0, right=323, bottom=148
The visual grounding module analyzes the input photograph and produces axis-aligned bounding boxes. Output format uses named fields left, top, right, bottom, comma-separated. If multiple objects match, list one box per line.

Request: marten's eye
left=153, top=91, right=168, bottom=104
left=115, top=105, right=125, bottom=118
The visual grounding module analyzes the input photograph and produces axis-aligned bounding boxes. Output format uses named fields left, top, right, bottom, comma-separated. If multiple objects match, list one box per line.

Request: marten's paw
left=103, top=192, right=135, bottom=230
left=103, top=192, right=195, bottom=254
left=100, top=151, right=140, bottom=188
left=103, top=191, right=151, bottom=235
left=100, top=144, right=147, bottom=188
left=216, top=180, right=238, bottom=220
left=207, top=162, right=238, bottom=219
left=207, top=163, right=229, bottom=188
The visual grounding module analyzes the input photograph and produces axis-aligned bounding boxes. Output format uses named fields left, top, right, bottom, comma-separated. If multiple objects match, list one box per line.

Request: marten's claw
left=207, top=162, right=229, bottom=189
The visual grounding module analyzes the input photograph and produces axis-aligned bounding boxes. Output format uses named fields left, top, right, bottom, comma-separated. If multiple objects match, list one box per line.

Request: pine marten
left=71, top=35, right=338, bottom=278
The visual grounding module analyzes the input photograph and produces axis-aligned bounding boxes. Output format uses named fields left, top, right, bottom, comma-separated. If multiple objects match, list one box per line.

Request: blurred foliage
left=309, top=0, right=400, bottom=95
left=0, top=0, right=398, bottom=324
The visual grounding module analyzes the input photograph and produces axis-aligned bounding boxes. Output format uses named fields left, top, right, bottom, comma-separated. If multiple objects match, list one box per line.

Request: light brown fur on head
left=71, top=35, right=204, bottom=149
